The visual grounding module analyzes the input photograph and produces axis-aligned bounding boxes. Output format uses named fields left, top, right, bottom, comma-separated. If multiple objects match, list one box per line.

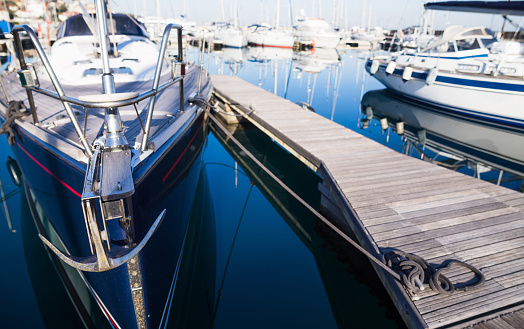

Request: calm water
left=2, top=45, right=522, bottom=328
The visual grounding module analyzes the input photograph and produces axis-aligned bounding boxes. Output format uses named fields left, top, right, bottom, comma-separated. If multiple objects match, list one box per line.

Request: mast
left=289, top=0, right=293, bottom=27
left=275, top=0, right=280, bottom=29
left=220, top=0, right=225, bottom=22
left=332, top=0, right=337, bottom=27
left=235, top=0, right=239, bottom=28
left=260, top=0, right=263, bottom=24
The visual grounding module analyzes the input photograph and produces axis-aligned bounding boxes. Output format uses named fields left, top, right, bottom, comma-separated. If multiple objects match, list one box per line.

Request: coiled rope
left=194, top=96, right=485, bottom=296
left=383, top=251, right=485, bottom=296
left=0, top=101, right=30, bottom=146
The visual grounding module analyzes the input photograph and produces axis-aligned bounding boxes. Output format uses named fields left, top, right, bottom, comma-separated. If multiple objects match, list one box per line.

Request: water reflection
left=247, top=47, right=293, bottom=62
left=206, top=120, right=403, bottom=328
left=360, top=89, right=524, bottom=190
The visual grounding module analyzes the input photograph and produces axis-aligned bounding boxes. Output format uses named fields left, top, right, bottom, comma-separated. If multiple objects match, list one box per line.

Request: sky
left=109, top=0, right=513, bottom=31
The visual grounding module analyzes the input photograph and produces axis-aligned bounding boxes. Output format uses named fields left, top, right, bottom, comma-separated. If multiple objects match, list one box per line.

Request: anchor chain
left=0, top=101, right=30, bottom=146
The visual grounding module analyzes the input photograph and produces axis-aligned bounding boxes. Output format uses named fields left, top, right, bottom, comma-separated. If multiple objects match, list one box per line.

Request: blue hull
left=9, top=111, right=208, bottom=329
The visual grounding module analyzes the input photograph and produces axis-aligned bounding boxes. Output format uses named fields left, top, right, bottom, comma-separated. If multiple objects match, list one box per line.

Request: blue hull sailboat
left=0, top=1, right=213, bottom=328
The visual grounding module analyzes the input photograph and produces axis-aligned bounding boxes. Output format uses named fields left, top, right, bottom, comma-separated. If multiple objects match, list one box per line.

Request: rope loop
left=383, top=251, right=485, bottom=296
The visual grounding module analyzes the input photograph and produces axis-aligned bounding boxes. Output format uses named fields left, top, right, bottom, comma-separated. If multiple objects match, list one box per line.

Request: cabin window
left=457, top=64, right=480, bottom=72
left=456, top=38, right=481, bottom=51
left=481, top=37, right=497, bottom=49
left=499, top=67, right=517, bottom=75
left=83, top=67, right=133, bottom=77
left=58, top=14, right=148, bottom=39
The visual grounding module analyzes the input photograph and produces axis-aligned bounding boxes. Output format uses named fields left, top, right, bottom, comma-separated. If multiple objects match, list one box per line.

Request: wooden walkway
left=211, top=74, right=524, bottom=329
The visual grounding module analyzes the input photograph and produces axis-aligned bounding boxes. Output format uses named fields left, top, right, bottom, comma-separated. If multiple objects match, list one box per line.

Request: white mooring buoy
left=386, top=61, right=396, bottom=75
left=370, top=59, right=379, bottom=75
left=402, top=66, right=413, bottom=81
left=426, top=68, right=438, bottom=85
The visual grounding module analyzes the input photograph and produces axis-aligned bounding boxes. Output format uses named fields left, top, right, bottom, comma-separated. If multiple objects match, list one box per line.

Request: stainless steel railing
left=10, top=23, right=186, bottom=157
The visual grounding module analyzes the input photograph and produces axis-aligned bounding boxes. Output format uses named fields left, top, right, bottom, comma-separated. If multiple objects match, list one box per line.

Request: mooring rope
left=383, top=251, right=485, bottom=296
left=208, top=100, right=255, bottom=117
left=0, top=101, right=30, bottom=146
left=193, top=97, right=402, bottom=281
left=195, top=96, right=485, bottom=296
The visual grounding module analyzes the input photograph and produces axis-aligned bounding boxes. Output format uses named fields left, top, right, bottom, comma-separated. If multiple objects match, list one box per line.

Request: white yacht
left=214, top=23, right=247, bottom=48
left=294, top=13, right=341, bottom=48
left=247, top=25, right=294, bottom=48
left=367, top=25, right=524, bottom=132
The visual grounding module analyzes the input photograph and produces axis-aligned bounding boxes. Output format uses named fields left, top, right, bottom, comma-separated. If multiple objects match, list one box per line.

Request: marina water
left=2, top=46, right=521, bottom=328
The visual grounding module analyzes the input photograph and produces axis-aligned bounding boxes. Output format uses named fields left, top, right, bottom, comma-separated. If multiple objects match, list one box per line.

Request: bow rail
left=10, top=23, right=186, bottom=156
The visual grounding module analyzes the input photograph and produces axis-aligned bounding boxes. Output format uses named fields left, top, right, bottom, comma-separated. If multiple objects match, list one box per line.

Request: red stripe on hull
left=250, top=43, right=293, bottom=49
left=17, top=142, right=82, bottom=197
left=162, top=120, right=204, bottom=182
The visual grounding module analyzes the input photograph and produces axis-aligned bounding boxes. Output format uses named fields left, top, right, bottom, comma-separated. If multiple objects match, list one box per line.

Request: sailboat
left=214, top=0, right=247, bottom=48
left=0, top=1, right=213, bottom=328
left=247, top=0, right=294, bottom=48
left=294, top=9, right=341, bottom=48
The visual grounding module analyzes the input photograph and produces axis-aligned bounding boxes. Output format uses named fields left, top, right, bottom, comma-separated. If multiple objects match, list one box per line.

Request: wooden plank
left=211, top=75, right=524, bottom=329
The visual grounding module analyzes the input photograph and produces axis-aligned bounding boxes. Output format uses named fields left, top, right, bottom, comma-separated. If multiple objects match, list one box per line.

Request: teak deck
left=211, top=74, right=524, bottom=329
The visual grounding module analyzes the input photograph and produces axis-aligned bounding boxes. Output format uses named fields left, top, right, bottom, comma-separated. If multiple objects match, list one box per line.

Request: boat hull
left=7, top=110, right=208, bottom=329
left=361, top=89, right=524, bottom=175
left=215, top=29, right=248, bottom=48
left=366, top=60, right=524, bottom=131
left=248, top=31, right=294, bottom=48
left=295, top=32, right=341, bottom=48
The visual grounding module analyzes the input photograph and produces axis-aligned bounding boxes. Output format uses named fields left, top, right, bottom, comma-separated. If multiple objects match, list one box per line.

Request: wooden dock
left=210, top=74, right=524, bottom=329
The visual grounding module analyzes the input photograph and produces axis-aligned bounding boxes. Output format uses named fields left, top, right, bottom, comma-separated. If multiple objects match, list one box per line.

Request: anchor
left=39, top=209, right=165, bottom=272
left=40, top=146, right=165, bottom=272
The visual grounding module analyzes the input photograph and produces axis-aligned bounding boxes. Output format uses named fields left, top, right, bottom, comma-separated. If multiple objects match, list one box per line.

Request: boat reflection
left=360, top=89, right=524, bottom=189
left=293, top=48, right=340, bottom=74
left=208, top=119, right=402, bottom=328
left=213, top=47, right=248, bottom=76
left=206, top=46, right=341, bottom=77
left=247, top=46, right=293, bottom=62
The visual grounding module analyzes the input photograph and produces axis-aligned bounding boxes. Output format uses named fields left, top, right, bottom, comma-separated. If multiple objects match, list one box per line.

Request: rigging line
left=211, top=182, right=254, bottom=324
left=204, top=106, right=402, bottom=282
left=0, top=187, right=20, bottom=203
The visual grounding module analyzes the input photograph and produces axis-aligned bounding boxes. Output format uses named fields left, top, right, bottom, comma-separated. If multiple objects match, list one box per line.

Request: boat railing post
left=178, top=27, right=184, bottom=114
left=11, top=26, right=93, bottom=157
left=12, top=30, right=38, bottom=125
left=0, top=53, right=12, bottom=104
left=141, top=24, right=183, bottom=152
left=198, top=37, right=205, bottom=92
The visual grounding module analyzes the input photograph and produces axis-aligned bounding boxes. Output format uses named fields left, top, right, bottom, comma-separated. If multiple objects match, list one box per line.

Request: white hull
left=294, top=32, right=341, bottom=48
left=215, top=28, right=247, bottom=48
left=247, top=30, right=294, bottom=48
left=294, top=17, right=341, bottom=48
left=367, top=61, right=524, bottom=128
